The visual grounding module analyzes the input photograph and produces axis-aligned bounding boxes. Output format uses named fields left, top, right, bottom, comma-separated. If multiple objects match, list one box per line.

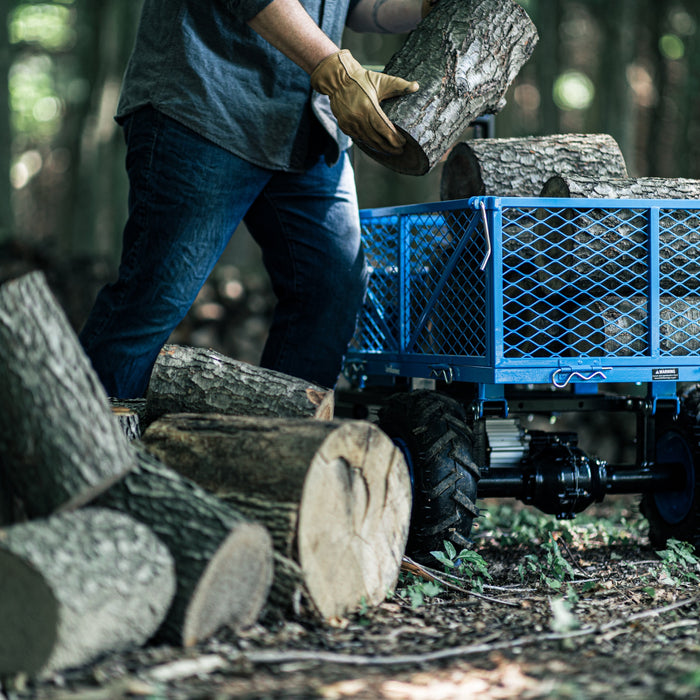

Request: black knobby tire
left=640, top=385, right=700, bottom=552
left=378, top=390, right=480, bottom=563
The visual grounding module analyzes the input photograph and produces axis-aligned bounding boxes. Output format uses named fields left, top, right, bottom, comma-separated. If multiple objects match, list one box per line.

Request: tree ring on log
left=0, top=551, right=57, bottom=676
left=183, top=521, right=273, bottom=646
left=296, top=422, right=412, bottom=618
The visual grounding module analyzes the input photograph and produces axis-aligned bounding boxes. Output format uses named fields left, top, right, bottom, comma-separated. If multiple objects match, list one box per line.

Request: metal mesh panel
left=659, top=208, right=700, bottom=355
left=352, top=199, right=700, bottom=368
left=352, top=208, right=487, bottom=357
left=351, top=215, right=400, bottom=353
left=502, top=205, right=651, bottom=358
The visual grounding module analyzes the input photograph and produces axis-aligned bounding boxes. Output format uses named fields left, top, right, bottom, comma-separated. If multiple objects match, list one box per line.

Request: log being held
left=357, top=0, right=538, bottom=175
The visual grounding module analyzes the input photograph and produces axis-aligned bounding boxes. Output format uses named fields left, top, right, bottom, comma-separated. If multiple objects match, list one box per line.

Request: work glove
left=310, top=49, right=418, bottom=155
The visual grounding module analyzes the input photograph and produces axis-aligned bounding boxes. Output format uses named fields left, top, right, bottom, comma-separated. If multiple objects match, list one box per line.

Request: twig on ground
left=401, top=557, right=521, bottom=607
left=222, top=596, right=699, bottom=669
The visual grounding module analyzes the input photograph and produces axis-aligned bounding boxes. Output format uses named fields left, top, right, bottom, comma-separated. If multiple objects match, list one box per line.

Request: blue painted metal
left=346, top=196, right=700, bottom=388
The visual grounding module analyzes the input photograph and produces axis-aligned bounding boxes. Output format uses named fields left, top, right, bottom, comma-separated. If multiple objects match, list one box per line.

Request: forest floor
left=6, top=497, right=699, bottom=700
left=2, top=247, right=699, bottom=699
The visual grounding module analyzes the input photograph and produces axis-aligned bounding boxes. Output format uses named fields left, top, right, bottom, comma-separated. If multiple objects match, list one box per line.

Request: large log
left=0, top=272, right=136, bottom=517
left=141, top=415, right=411, bottom=619
left=147, top=344, right=334, bottom=422
left=93, top=444, right=273, bottom=646
left=440, top=134, right=628, bottom=200
left=356, top=0, right=538, bottom=175
left=0, top=508, right=175, bottom=677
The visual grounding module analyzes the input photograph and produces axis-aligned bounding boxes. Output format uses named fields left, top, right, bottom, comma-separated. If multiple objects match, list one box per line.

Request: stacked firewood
left=0, top=272, right=411, bottom=678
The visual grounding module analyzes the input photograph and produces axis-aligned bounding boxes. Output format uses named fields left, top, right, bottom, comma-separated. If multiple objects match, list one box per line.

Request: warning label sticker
left=652, top=368, right=679, bottom=381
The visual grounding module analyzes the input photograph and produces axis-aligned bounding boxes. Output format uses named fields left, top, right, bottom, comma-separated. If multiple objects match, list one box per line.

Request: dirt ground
left=5, top=497, right=698, bottom=700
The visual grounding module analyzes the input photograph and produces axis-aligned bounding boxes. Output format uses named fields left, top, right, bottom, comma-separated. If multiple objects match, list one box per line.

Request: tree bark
left=141, top=415, right=412, bottom=619
left=0, top=271, right=136, bottom=517
left=440, top=134, right=628, bottom=200
left=93, top=445, right=273, bottom=646
left=540, top=175, right=700, bottom=200
left=147, top=344, right=334, bottom=422
left=0, top=508, right=175, bottom=677
left=357, top=0, right=538, bottom=175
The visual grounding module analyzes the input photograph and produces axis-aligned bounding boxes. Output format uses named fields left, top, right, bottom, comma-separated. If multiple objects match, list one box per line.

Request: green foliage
left=398, top=573, right=442, bottom=609
left=518, top=533, right=577, bottom=590
left=480, top=501, right=646, bottom=547
left=430, top=540, right=492, bottom=593
left=656, top=539, right=700, bottom=585
left=10, top=2, right=76, bottom=51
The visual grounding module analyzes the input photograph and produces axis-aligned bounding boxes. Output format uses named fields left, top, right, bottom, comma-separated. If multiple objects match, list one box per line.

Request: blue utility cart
left=341, top=196, right=700, bottom=560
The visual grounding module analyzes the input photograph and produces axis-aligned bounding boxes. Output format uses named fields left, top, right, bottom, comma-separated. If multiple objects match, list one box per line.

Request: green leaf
left=444, top=540, right=457, bottom=560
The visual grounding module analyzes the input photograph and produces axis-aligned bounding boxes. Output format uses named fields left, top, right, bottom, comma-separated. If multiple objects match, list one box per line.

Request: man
left=80, top=0, right=431, bottom=398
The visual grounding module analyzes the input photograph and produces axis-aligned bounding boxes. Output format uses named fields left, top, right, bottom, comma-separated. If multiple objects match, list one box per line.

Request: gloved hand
left=310, top=49, right=418, bottom=155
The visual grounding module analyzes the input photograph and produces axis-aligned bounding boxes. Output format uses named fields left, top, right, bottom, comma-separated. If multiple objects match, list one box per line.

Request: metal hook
left=479, top=200, right=492, bottom=271
left=552, top=367, right=612, bottom=388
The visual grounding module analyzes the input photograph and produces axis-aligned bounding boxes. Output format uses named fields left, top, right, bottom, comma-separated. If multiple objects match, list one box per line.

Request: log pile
left=0, top=271, right=411, bottom=678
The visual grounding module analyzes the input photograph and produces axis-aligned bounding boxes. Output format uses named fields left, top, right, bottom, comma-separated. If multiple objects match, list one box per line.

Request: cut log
left=440, top=134, right=628, bottom=200
left=93, top=444, right=273, bottom=646
left=356, top=0, right=538, bottom=175
left=0, top=508, right=175, bottom=677
left=147, top=344, right=334, bottom=421
left=0, top=271, right=136, bottom=517
left=141, top=415, right=411, bottom=619
left=540, top=175, right=700, bottom=200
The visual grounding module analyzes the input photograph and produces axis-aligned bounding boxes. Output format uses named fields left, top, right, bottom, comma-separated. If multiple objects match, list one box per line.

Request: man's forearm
left=247, top=0, right=339, bottom=73
left=346, top=0, right=423, bottom=34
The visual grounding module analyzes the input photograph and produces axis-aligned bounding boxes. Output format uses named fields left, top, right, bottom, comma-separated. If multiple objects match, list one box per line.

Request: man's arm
left=247, top=0, right=338, bottom=74
left=246, top=0, right=420, bottom=154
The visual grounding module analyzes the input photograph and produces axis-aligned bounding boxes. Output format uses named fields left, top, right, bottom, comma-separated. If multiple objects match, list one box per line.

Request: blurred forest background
left=0, top=0, right=699, bottom=363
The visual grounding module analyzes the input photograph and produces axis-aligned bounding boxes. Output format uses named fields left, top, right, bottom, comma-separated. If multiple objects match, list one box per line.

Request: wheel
left=640, top=386, right=700, bottom=552
left=377, top=390, right=480, bottom=563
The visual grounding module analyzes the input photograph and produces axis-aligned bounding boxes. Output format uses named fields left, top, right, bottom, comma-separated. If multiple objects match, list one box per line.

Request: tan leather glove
left=310, top=49, right=418, bottom=155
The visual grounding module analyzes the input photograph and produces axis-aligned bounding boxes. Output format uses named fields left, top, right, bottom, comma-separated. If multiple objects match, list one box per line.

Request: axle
left=478, top=426, right=687, bottom=519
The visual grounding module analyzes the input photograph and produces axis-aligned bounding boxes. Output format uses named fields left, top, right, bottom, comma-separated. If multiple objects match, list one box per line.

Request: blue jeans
left=79, top=107, right=367, bottom=397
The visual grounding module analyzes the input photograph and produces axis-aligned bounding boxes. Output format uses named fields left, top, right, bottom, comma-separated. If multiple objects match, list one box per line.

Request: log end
left=182, top=521, right=273, bottom=647
left=540, top=175, right=571, bottom=198
left=440, top=142, right=486, bottom=201
left=297, top=421, right=412, bottom=619
left=354, top=127, right=430, bottom=176
left=0, top=550, right=58, bottom=676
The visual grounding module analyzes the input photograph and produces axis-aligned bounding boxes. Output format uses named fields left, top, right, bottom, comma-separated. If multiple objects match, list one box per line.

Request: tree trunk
left=147, top=344, right=334, bottom=422
left=440, top=134, right=628, bottom=200
left=358, top=0, right=538, bottom=175
left=540, top=175, right=700, bottom=200
left=93, top=445, right=273, bottom=646
left=0, top=508, right=175, bottom=677
left=141, top=415, right=412, bottom=619
left=0, top=271, right=135, bottom=517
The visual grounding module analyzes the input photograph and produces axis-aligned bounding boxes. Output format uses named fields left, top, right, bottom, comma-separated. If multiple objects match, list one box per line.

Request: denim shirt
left=117, top=0, right=360, bottom=171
